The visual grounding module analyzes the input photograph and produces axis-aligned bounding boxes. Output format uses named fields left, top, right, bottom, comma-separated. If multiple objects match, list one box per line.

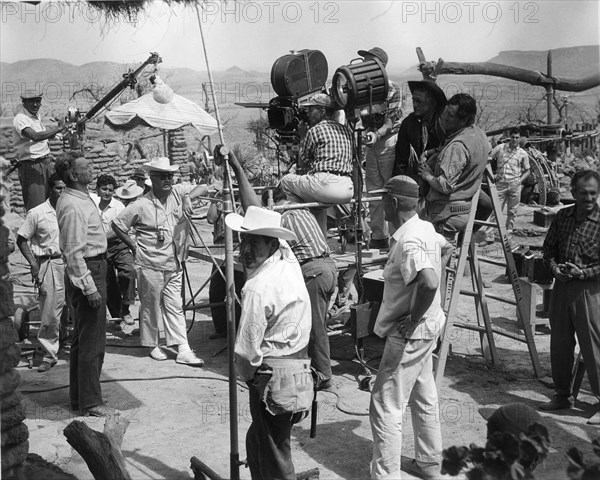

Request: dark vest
left=428, top=125, right=490, bottom=204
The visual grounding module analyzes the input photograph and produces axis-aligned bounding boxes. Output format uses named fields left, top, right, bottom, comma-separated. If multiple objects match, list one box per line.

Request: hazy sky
left=1, top=0, right=599, bottom=74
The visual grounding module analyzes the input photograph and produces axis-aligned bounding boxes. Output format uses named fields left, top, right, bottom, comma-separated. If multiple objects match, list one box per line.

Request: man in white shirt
left=222, top=146, right=313, bottom=480
left=482, top=128, right=530, bottom=243
left=369, top=175, right=451, bottom=480
left=17, top=173, right=66, bottom=372
left=12, top=88, right=66, bottom=211
left=90, top=175, right=135, bottom=329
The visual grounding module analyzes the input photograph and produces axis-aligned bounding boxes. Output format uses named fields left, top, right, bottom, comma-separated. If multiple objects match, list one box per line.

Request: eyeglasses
left=150, top=173, right=175, bottom=180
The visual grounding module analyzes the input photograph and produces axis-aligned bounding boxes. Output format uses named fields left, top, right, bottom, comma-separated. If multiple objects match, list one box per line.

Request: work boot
left=539, top=395, right=572, bottom=411
left=587, top=404, right=600, bottom=425
left=37, top=360, right=57, bottom=373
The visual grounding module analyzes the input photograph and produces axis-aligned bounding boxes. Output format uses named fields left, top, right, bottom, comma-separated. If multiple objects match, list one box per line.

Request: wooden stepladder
left=434, top=166, right=542, bottom=384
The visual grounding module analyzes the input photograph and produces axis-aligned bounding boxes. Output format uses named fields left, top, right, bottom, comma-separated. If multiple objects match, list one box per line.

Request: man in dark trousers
left=541, top=170, right=600, bottom=425
left=55, top=153, right=113, bottom=417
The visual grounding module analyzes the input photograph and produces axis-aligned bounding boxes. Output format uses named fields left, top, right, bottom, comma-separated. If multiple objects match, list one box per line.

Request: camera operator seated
left=280, top=93, right=354, bottom=206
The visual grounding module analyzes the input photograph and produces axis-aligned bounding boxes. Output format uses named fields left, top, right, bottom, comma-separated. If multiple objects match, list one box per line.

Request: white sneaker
left=176, top=350, right=204, bottom=366
left=150, top=347, right=167, bottom=361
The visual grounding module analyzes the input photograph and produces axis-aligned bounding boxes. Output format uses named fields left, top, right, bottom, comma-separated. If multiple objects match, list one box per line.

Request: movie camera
left=266, top=49, right=390, bottom=147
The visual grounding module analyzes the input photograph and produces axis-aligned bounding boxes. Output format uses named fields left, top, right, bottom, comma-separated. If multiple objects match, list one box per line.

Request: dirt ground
left=9, top=203, right=600, bottom=480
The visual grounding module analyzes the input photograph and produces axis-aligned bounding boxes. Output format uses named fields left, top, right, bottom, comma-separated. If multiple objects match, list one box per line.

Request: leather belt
left=36, top=254, right=62, bottom=261
left=315, top=170, right=351, bottom=177
left=299, top=253, right=330, bottom=266
left=84, top=253, right=107, bottom=261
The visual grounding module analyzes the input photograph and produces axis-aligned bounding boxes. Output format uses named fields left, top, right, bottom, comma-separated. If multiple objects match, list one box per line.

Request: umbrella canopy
left=104, top=92, right=219, bottom=135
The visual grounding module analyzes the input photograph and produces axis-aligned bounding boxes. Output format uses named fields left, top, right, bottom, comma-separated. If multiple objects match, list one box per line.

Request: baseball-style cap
left=21, top=88, right=43, bottom=100
left=357, top=47, right=389, bottom=67
left=304, top=93, right=334, bottom=108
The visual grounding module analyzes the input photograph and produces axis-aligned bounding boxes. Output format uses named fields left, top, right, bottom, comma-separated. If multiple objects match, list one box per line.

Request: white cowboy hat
left=115, top=179, right=144, bottom=200
left=142, top=157, right=179, bottom=173
left=225, top=206, right=297, bottom=242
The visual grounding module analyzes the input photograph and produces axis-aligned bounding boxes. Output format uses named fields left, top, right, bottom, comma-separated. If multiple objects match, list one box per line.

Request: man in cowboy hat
left=369, top=175, right=451, bottom=480
left=115, top=179, right=144, bottom=206
left=112, top=157, right=211, bottom=365
left=280, top=92, right=354, bottom=208
left=12, top=87, right=68, bottom=211
left=218, top=147, right=313, bottom=480
left=393, top=79, right=447, bottom=201
left=358, top=47, right=403, bottom=250
left=130, top=167, right=152, bottom=195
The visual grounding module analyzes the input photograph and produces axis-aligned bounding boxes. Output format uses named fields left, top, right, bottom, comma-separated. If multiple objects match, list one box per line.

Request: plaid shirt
left=492, top=143, right=529, bottom=183
left=281, top=208, right=329, bottom=263
left=300, top=119, right=354, bottom=175
left=362, top=81, right=403, bottom=134
left=543, top=203, right=600, bottom=280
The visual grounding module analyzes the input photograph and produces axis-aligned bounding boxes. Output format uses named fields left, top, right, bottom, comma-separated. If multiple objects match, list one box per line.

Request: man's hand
left=419, top=160, right=434, bottom=181
left=86, top=291, right=102, bottom=309
left=564, top=262, right=585, bottom=280
left=183, top=194, right=194, bottom=216
left=552, top=263, right=572, bottom=282
left=364, top=131, right=378, bottom=146
left=30, top=261, right=40, bottom=286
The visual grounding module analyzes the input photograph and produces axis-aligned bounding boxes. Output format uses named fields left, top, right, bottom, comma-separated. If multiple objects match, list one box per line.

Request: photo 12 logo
left=1, top=2, right=138, bottom=24
left=199, top=1, right=340, bottom=24
left=400, top=1, right=539, bottom=24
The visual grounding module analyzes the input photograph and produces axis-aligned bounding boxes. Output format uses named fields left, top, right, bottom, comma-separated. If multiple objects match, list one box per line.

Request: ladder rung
left=459, top=289, right=478, bottom=297
left=474, top=220, right=498, bottom=228
left=485, top=293, right=516, bottom=306
left=452, top=322, right=529, bottom=343
left=453, top=322, right=486, bottom=333
left=479, top=257, right=507, bottom=267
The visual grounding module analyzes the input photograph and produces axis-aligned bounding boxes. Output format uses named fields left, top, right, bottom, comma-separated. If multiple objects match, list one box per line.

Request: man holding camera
left=358, top=47, right=403, bottom=250
left=112, top=157, right=209, bottom=365
left=12, top=88, right=67, bottom=211
left=280, top=93, right=354, bottom=206
left=540, top=170, right=600, bottom=424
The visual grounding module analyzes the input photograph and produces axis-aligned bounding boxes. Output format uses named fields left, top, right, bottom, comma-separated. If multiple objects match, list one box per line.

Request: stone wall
left=0, top=126, right=191, bottom=216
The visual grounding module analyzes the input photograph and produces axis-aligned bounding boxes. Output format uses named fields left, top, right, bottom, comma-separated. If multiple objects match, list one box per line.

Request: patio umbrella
left=104, top=86, right=218, bottom=135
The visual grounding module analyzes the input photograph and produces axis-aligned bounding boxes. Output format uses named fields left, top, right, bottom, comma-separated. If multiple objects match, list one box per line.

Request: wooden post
left=546, top=50, right=553, bottom=125
left=63, top=416, right=131, bottom=480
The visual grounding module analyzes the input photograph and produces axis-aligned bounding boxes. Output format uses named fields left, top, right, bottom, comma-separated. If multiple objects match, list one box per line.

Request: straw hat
left=142, top=157, right=179, bottom=173
left=115, top=179, right=144, bottom=200
left=225, top=206, right=297, bottom=242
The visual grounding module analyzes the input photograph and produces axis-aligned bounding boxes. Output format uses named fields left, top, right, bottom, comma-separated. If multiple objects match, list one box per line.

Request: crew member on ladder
left=418, top=93, right=491, bottom=240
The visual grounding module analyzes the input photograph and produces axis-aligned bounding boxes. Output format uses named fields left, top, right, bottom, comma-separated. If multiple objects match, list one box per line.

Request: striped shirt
left=492, top=143, right=529, bottom=183
left=543, top=203, right=600, bottom=280
left=300, top=119, right=354, bottom=175
left=281, top=208, right=329, bottom=263
left=362, top=81, right=403, bottom=134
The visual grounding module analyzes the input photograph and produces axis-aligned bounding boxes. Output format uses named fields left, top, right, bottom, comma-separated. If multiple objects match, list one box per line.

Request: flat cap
left=358, top=47, right=389, bottom=67
left=21, top=88, right=43, bottom=100
left=480, top=403, right=544, bottom=437
left=304, top=93, right=334, bottom=108
left=384, top=175, right=419, bottom=198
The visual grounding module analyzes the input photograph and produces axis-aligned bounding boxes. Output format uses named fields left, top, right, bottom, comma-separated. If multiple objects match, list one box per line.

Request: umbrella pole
left=163, top=130, right=168, bottom=158
left=192, top=5, right=241, bottom=480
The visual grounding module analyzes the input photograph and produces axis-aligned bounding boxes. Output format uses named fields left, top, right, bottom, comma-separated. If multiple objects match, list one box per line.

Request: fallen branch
left=63, top=416, right=131, bottom=480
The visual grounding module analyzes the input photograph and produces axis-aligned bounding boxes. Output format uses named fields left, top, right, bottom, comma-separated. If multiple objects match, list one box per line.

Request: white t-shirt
left=12, top=109, right=51, bottom=161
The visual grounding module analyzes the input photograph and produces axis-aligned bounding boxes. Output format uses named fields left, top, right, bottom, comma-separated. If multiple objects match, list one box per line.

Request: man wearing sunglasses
left=112, top=157, right=211, bottom=365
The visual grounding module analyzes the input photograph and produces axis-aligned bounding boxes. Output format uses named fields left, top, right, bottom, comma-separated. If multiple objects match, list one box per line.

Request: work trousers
left=136, top=266, right=188, bottom=347
left=370, top=335, right=442, bottom=479
left=66, top=258, right=107, bottom=410
left=208, top=262, right=244, bottom=335
left=18, top=157, right=53, bottom=212
left=549, top=279, right=600, bottom=398
left=281, top=171, right=354, bottom=205
left=302, top=256, right=337, bottom=381
left=246, top=381, right=303, bottom=480
left=106, top=240, right=135, bottom=318
left=38, top=258, right=65, bottom=363
left=365, top=134, right=397, bottom=241
left=484, top=181, right=520, bottom=240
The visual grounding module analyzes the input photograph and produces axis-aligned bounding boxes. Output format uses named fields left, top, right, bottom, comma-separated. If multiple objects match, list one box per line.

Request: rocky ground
left=8, top=203, right=600, bottom=480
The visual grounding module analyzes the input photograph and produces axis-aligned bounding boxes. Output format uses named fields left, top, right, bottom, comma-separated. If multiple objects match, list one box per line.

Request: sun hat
left=115, top=179, right=144, bottom=200
left=142, top=157, right=179, bottom=173
left=357, top=47, right=389, bottom=67
left=224, top=206, right=297, bottom=242
left=21, top=88, right=43, bottom=100
left=407, top=79, right=447, bottom=107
